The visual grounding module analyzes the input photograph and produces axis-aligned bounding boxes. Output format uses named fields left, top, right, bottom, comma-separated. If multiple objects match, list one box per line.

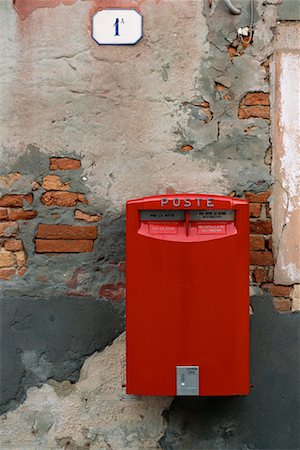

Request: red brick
left=74, top=210, right=101, bottom=223
left=249, top=203, right=262, bottom=218
left=266, top=237, right=272, bottom=250
left=0, top=208, right=9, bottom=220
left=266, top=203, right=271, bottom=218
left=0, top=194, right=33, bottom=207
left=50, top=157, right=81, bottom=171
left=250, top=220, right=272, bottom=234
left=228, top=46, right=237, bottom=58
left=241, top=92, right=270, bottom=106
left=0, top=222, right=18, bottom=238
left=181, top=145, right=193, bottom=152
left=250, top=235, right=265, bottom=250
left=215, top=83, right=226, bottom=91
left=42, top=174, right=70, bottom=191
left=36, top=224, right=97, bottom=240
left=35, top=239, right=94, bottom=253
left=9, top=209, right=37, bottom=221
left=0, top=250, right=14, bottom=268
left=261, top=283, right=292, bottom=297
left=0, top=268, right=16, bottom=280
left=252, top=267, right=268, bottom=283
left=245, top=191, right=271, bottom=203
left=41, top=191, right=87, bottom=207
left=4, top=240, right=23, bottom=251
left=273, top=298, right=291, bottom=313
left=238, top=106, right=270, bottom=119
left=99, top=282, right=125, bottom=301
left=118, top=261, right=126, bottom=273
left=250, top=251, right=274, bottom=266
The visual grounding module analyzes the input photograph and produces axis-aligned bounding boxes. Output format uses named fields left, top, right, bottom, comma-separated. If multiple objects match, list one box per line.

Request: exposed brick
left=266, top=237, right=272, bottom=250
left=0, top=208, right=9, bottom=220
left=0, top=172, right=22, bottom=187
left=99, top=282, right=126, bottom=301
left=249, top=203, right=262, bottom=218
left=42, top=174, right=70, bottom=191
left=0, top=193, right=33, bottom=207
left=273, top=298, right=291, bottom=313
left=215, top=83, right=226, bottom=91
left=0, top=250, right=14, bottom=268
left=252, top=267, right=268, bottom=283
left=250, top=220, right=272, bottom=234
left=75, top=209, right=101, bottom=223
left=228, top=46, right=237, bottom=58
left=4, top=240, right=23, bottom=251
left=266, top=203, right=271, bottom=218
left=250, top=251, right=274, bottom=266
left=9, top=209, right=37, bottom=221
left=32, top=180, right=40, bottom=191
left=35, top=239, right=94, bottom=253
left=261, top=283, right=292, bottom=297
left=0, top=222, right=18, bottom=238
left=15, top=250, right=26, bottom=268
left=241, top=92, right=270, bottom=106
left=245, top=190, right=271, bottom=203
left=238, top=106, right=270, bottom=119
left=36, top=224, right=98, bottom=240
left=50, top=157, right=81, bottom=171
left=41, top=191, right=87, bottom=207
left=250, top=235, right=265, bottom=250
left=181, top=145, right=193, bottom=152
left=0, top=268, right=16, bottom=280
left=118, top=261, right=126, bottom=273
left=18, top=267, right=26, bottom=276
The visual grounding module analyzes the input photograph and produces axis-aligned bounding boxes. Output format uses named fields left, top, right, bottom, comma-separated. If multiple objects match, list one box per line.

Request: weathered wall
left=0, top=0, right=299, bottom=448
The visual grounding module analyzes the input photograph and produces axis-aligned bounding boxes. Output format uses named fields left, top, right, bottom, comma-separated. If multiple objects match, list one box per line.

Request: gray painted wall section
left=161, top=296, right=300, bottom=450
left=0, top=296, right=124, bottom=414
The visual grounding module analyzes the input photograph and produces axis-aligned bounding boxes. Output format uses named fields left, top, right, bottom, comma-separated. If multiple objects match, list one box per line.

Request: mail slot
left=126, top=194, right=249, bottom=396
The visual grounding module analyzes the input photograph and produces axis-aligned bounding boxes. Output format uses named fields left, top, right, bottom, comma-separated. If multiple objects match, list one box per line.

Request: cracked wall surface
left=0, top=0, right=299, bottom=447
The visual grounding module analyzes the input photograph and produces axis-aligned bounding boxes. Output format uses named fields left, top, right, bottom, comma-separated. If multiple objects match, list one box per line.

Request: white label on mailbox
left=190, top=210, right=234, bottom=221
left=92, top=9, right=143, bottom=45
left=149, top=224, right=178, bottom=235
left=197, top=224, right=226, bottom=234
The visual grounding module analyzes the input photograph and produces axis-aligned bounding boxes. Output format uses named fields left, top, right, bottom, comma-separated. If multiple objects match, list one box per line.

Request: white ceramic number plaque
left=92, top=9, right=143, bottom=45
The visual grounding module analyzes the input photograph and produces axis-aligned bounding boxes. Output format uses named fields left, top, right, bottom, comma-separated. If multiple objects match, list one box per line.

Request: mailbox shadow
left=160, top=295, right=300, bottom=450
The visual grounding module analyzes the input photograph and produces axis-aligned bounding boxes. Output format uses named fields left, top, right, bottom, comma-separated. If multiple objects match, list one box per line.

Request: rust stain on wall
left=13, top=0, right=77, bottom=20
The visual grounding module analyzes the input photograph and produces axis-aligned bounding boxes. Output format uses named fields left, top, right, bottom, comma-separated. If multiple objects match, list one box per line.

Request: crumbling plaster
left=0, top=0, right=275, bottom=210
left=0, top=332, right=173, bottom=449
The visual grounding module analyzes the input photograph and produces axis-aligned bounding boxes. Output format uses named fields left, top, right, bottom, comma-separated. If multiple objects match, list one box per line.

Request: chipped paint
left=13, top=0, right=77, bottom=20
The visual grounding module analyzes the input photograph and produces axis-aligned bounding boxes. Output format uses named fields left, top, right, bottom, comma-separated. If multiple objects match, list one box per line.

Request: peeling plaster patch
left=279, top=53, right=300, bottom=210
left=12, top=0, right=77, bottom=20
left=272, top=25, right=300, bottom=285
left=0, top=333, right=172, bottom=449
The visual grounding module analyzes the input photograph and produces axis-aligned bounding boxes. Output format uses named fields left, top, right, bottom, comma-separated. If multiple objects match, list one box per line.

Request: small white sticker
left=92, top=9, right=143, bottom=45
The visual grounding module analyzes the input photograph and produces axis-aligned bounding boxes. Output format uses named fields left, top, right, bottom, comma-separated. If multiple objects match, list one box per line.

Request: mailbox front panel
left=126, top=194, right=249, bottom=396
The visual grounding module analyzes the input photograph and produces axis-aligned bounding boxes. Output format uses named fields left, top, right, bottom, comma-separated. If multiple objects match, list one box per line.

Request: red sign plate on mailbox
left=126, top=194, right=249, bottom=396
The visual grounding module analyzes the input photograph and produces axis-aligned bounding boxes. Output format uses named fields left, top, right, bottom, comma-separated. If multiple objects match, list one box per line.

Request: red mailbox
left=126, top=194, right=249, bottom=396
